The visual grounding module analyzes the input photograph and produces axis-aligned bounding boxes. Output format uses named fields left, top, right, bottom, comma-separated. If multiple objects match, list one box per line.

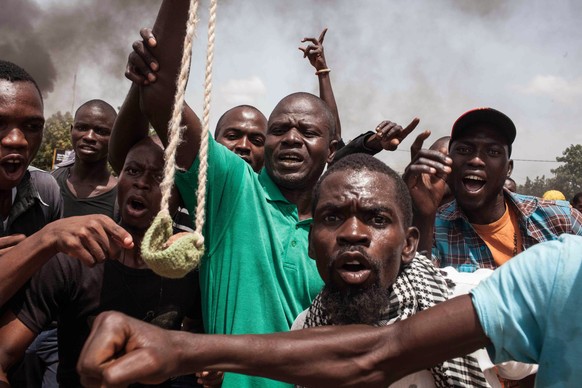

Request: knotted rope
left=141, top=0, right=217, bottom=278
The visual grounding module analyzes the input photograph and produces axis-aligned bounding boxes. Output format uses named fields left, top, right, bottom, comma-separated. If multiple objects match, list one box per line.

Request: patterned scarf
left=302, top=254, right=490, bottom=387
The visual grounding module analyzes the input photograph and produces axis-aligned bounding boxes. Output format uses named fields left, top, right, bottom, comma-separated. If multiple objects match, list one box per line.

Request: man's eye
left=488, top=149, right=502, bottom=156
left=125, top=167, right=139, bottom=175
left=225, top=134, right=238, bottom=140
left=371, top=216, right=388, bottom=225
left=323, top=214, right=339, bottom=223
left=251, top=136, right=265, bottom=146
left=26, top=123, right=44, bottom=133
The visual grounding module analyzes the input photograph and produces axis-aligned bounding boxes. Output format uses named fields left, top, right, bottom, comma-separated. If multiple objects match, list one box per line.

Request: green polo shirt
left=175, top=138, right=323, bottom=388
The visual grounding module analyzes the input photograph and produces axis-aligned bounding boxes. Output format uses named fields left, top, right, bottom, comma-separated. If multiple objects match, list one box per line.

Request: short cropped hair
left=312, top=153, right=413, bottom=228
left=0, top=60, right=43, bottom=102
left=214, top=105, right=266, bottom=138
left=74, top=99, right=117, bottom=120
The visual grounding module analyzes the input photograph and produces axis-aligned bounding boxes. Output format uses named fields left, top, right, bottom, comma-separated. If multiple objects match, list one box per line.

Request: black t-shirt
left=10, top=254, right=201, bottom=387
left=52, top=166, right=118, bottom=220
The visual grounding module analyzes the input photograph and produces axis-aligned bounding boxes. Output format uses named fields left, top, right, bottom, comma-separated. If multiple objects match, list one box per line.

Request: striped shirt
left=433, top=191, right=582, bottom=271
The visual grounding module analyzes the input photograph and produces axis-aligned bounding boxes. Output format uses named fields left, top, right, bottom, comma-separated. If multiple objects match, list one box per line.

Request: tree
left=517, top=175, right=556, bottom=198
left=551, top=144, right=582, bottom=200
left=517, top=144, right=582, bottom=200
left=33, top=111, right=73, bottom=171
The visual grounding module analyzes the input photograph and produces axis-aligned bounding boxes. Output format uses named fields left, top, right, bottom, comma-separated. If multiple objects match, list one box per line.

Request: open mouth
left=279, top=153, right=303, bottom=162
left=462, top=175, right=486, bottom=193
left=125, top=196, right=149, bottom=218
left=335, top=254, right=372, bottom=285
left=0, top=157, right=26, bottom=178
left=130, top=199, right=146, bottom=211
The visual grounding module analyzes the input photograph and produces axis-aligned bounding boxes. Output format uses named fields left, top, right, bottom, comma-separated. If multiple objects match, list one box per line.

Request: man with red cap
left=404, top=107, right=582, bottom=271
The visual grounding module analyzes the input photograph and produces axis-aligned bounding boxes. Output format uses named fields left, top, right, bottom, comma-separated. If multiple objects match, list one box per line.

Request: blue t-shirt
left=471, top=234, right=582, bottom=386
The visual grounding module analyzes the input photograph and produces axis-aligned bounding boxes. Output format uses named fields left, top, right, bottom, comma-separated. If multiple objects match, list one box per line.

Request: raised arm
left=402, top=131, right=451, bottom=254
left=300, top=28, right=342, bottom=142
left=115, top=0, right=202, bottom=171
left=332, top=118, right=420, bottom=163
left=108, top=84, right=150, bottom=174
left=78, top=295, right=488, bottom=387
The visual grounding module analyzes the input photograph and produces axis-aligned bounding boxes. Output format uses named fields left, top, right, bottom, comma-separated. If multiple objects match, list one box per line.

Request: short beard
left=319, top=281, right=392, bottom=326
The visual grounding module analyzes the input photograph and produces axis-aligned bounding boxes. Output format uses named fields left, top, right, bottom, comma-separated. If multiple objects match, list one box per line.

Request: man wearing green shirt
left=112, top=1, right=337, bottom=387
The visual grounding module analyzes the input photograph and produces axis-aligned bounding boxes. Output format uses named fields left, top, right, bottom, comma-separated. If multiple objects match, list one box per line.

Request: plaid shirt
left=433, top=190, right=582, bottom=271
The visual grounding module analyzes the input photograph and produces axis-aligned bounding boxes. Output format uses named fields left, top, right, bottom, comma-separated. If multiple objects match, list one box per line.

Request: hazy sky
left=2, top=0, right=581, bottom=184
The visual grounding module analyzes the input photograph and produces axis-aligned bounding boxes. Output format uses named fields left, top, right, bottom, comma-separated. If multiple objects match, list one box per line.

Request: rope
left=159, top=0, right=200, bottom=218
left=196, top=0, right=218, bottom=236
left=141, top=0, right=218, bottom=278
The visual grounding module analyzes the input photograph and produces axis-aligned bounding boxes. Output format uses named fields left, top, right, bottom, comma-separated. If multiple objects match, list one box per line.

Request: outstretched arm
left=78, top=295, right=488, bottom=388
left=300, top=28, right=342, bottom=142
left=0, top=215, right=132, bottom=306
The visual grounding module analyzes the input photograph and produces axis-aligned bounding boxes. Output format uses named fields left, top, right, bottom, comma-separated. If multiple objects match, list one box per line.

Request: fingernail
left=150, top=62, right=159, bottom=71
left=148, top=38, right=157, bottom=47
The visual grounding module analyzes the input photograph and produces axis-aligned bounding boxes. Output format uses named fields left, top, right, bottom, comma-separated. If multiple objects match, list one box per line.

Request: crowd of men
left=1, top=1, right=582, bottom=387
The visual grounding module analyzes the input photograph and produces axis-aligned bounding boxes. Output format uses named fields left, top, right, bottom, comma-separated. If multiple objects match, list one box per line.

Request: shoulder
left=29, top=166, right=61, bottom=194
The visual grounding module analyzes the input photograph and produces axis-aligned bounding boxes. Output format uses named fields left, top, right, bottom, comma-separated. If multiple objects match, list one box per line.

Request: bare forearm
left=175, top=296, right=488, bottom=387
left=109, top=84, right=150, bottom=174
left=174, top=326, right=399, bottom=387
left=139, top=0, right=201, bottom=169
left=318, top=73, right=342, bottom=141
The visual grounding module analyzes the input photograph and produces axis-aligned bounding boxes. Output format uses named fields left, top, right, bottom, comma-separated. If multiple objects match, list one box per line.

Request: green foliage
left=551, top=144, right=582, bottom=199
left=517, top=144, right=582, bottom=200
left=33, top=111, right=73, bottom=171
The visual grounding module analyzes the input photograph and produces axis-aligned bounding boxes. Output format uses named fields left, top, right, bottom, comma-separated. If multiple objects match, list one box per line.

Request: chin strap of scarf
left=303, top=254, right=490, bottom=388
left=141, top=0, right=218, bottom=278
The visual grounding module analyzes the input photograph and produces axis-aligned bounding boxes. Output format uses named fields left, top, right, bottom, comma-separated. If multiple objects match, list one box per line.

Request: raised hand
left=403, top=131, right=452, bottom=217
left=126, top=28, right=159, bottom=85
left=374, top=117, right=420, bottom=151
left=299, top=28, right=328, bottom=71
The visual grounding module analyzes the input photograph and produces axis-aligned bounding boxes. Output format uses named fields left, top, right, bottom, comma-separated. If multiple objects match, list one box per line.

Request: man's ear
left=326, top=139, right=338, bottom=164
left=308, top=225, right=316, bottom=260
left=507, top=159, right=514, bottom=178
left=70, top=124, right=74, bottom=132
left=401, top=226, right=419, bottom=265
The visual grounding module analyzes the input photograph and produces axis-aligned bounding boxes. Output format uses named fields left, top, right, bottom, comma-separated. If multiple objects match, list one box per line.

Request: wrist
left=315, top=68, right=331, bottom=76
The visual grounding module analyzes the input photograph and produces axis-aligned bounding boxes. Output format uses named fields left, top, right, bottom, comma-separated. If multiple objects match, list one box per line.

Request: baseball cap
left=450, top=108, right=516, bottom=155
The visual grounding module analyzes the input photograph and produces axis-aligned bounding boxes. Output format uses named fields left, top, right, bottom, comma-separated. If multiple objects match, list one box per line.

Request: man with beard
left=113, top=2, right=336, bottom=387
left=0, top=136, right=220, bottom=387
left=404, top=107, right=582, bottom=270
left=78, top=155, right=577, bottom=387
left=52, top=99, right=118, bottom=219
left=291, top=153, right=493, bottom=387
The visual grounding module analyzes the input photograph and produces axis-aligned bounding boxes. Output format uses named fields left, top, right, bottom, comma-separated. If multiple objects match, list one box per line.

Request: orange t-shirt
left=472, top=205, right=523, bottom=266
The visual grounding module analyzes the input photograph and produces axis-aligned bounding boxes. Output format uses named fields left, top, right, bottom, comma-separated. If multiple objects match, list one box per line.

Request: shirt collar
left=258, top=168, right=290, bottom=204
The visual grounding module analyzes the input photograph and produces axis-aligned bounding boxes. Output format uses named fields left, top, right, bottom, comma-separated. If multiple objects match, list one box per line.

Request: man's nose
left=2, top=128, right=28, bottom=150
left=337, top=217, right=370, bottom=246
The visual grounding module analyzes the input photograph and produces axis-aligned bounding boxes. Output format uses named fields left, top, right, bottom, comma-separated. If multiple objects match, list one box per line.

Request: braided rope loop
left=142, top=0, right=217, bottom=278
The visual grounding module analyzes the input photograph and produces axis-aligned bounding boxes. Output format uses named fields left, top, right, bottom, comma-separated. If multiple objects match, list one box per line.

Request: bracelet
left=315, top=68, right=331, bottom=75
